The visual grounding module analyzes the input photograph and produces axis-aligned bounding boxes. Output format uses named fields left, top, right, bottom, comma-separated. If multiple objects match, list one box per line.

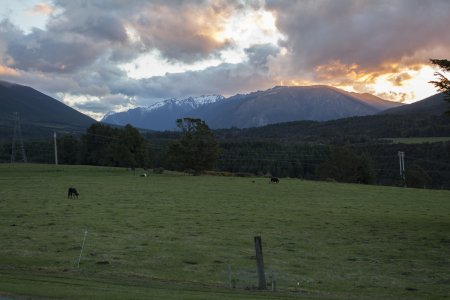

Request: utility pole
left=54, top=132, right=58, bottom=165
left=11, top=112, right=27, bottom=163
left=398, top=151, right=405, bottom=186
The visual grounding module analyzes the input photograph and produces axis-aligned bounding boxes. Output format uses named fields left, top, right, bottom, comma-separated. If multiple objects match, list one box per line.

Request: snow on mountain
left=102, top=110, right=118, bottom=120
left=101, top=94, right=225, bottom=130
left=102, top=86, right=404, bottom=131
left=142, top=95, right=225, bottom=113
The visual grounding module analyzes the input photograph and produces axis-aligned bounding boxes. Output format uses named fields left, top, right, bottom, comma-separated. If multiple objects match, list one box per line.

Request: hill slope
left=381, top=93, right=449, bottom=115
left=0, top=81, right=96, bottom=137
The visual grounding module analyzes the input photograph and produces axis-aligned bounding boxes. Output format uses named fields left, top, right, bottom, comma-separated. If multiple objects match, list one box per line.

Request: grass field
left=0, top=164, right=449, bottom=299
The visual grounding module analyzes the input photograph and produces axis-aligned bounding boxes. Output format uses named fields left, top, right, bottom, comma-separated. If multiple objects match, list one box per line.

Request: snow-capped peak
left=188, top=95, right=225, bottom=105
left=143, top=94, right=224, bottom=112
left=101, top=110, right=120, bottom=122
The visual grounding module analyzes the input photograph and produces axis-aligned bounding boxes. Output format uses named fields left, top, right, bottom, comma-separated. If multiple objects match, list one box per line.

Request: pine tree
left=430, top=59, right=450, bottom=114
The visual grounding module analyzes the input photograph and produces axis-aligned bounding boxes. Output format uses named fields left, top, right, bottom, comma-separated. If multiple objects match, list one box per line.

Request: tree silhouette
left=82, top=123, right=150, bottom=168
left=430, top=59, right=450, bottom=114
left=108, top=124, right=151, bottom=169
left=167, top=118, right=220, bottom=174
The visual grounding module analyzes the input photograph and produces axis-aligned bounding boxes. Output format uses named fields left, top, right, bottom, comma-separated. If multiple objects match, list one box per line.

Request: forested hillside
left=214, top=114, right=450, bottom=143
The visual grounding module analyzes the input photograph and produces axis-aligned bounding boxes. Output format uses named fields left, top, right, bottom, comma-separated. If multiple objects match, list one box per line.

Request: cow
left=270, top=177, right=280, bottom=183
left=68, top=187, right=79, bottom=199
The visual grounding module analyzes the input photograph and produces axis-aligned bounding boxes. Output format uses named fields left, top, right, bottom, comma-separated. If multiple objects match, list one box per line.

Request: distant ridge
left=195, top=85, right=403, bottom=129
left=103, top=85, right=402, bottom=130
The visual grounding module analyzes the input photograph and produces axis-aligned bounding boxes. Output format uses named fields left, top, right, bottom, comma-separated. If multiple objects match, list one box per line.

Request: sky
left=0, top=0, right=449, bottom=120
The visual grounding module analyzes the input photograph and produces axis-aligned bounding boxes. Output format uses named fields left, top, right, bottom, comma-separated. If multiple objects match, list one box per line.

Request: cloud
left=69, top=94, right=134, bottom=113
left=0, top=65, right=19, bottom=76
left=30, top=3, right=54, bottom=15
left=266, top=0, right=450, bottom=77
left=388, top=72, right=413, bottom=87
left=128, top=2, right=234, bottom=63
left=245, top=43, right=279, bottom=69
left=0, top=1, right=255, bottom=75
left=46, top=0, right=244, bottom=64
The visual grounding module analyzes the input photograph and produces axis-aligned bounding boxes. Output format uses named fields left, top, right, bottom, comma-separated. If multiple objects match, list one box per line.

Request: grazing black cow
left=270, top=177, right=279, bottom=183
left=68, top=187, right=79, bottom=199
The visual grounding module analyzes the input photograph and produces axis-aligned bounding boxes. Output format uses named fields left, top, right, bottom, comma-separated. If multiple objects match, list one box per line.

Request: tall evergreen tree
left=430, top=59, right=450, bottom=114
left=108, top=124, right=151, bottom=168
left=167, top=118, right=220, bottom=173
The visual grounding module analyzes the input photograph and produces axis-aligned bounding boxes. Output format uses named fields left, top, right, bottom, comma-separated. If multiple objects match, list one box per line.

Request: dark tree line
left=1, top=123, right=153, bottom=168
left=214, top=114, right=450, bottom=143
left=2, top=116, right=450, bottom=189
left=214, top=141, right=375, bottom=184
left=216, top=141, right=329, bottom=179
left=2, top=120, right=220, bottom=174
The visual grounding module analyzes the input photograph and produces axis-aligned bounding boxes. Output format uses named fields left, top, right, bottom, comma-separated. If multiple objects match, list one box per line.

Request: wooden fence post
left=254, top=236, right=266, bottom=289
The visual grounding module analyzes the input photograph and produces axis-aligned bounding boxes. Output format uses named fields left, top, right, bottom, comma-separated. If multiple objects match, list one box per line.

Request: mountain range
left=103, top=95, right=225, bottom=131
left=0, top=80, right=448, bottom=138
left=102, top=85, right=403, bottom=130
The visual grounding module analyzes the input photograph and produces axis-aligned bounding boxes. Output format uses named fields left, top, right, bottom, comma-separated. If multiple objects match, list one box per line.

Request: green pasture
left=0, top=164, right=449, bottom=299
left=385, top=136, right=450, bottom=144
